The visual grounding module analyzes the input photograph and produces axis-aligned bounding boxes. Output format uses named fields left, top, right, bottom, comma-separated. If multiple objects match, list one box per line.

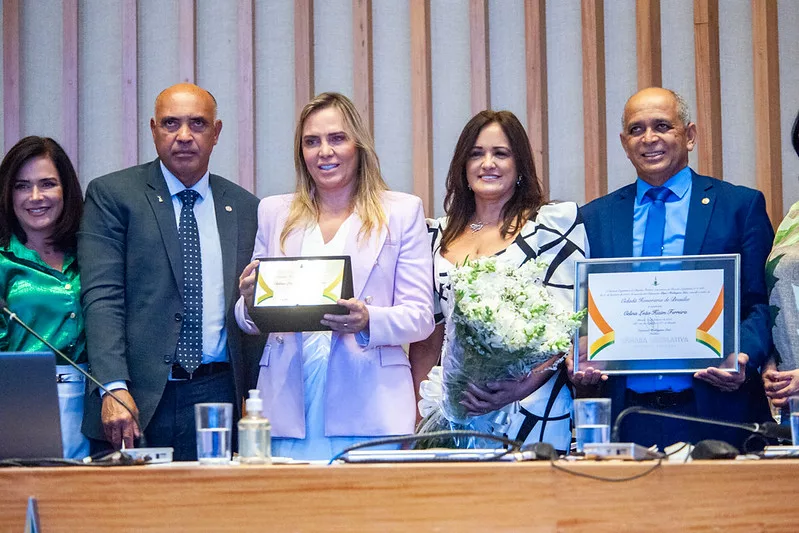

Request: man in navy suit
left=573, top=87, right=774, bottom=449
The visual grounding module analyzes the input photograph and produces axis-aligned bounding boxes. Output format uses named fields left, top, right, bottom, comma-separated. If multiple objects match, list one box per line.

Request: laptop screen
left=0, top=351, right=63, bottom=459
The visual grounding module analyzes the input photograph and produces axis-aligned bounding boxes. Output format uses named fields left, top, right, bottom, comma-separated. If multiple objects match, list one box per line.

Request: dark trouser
left=620, top=388, right=755, bottom=451
left=620, top=389, right=700, bottom=450
left=147, top=370, right=237, bottom=461
left=90, top=368, right=236, bottom=461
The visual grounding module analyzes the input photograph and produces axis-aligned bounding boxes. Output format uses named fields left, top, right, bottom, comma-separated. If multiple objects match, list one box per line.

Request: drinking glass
left=573, top=398, right=611, bottom=453
left=195, top=403, right=233, bottom=464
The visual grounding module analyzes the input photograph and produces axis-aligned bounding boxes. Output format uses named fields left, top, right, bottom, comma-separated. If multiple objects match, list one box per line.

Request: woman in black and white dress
left=409, top=110, right=587, bottom=452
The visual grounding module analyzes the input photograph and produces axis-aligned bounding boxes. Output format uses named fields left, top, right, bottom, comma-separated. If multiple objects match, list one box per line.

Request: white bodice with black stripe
left=427, top=202, right=587, bottom=325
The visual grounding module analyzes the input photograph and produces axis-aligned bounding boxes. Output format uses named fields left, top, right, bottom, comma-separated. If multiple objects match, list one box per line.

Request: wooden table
left=0, top=459, right=796, bottom=532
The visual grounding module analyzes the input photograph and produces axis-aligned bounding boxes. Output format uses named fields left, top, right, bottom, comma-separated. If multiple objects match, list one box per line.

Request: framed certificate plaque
left=249, top=255, right=354, bottom=333
left=573, top=254, right=740, bottom=374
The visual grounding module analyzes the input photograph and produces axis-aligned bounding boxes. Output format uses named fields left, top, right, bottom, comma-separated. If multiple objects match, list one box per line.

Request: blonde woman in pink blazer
left=236, top=93, right=434, bottom=460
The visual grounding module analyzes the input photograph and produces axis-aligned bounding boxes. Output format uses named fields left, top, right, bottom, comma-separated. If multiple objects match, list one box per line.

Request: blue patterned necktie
left=641, top=186, right=672, bottom=257
left=176, top=189, right=203, bottom=373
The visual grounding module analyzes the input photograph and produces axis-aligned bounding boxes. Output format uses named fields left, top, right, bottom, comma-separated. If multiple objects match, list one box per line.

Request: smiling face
left=150, top=84, right=222, bottom=187
left=620, top=88, right=696, bottom=186
left=301, top=106, right=359, bottom=196
left=465, top=122, right=518, bottom=206
left=12, top=155, right=64, bottom=241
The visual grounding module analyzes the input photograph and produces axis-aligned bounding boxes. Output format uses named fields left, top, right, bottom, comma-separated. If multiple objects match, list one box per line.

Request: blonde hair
left=280, top=92, right=388, bottom=251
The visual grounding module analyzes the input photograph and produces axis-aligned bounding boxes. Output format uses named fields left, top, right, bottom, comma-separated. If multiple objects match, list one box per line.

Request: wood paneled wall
left=693, top=0, right=722, bottom=179
left=410, top=0, right=433, bottom=214
left=3, top=0, right=20, bottom=151
left=1, top=0, right=792, bottom=224
left=752, top=0, right=782, bottom=224
left=581, top=0, right=606, bottom=203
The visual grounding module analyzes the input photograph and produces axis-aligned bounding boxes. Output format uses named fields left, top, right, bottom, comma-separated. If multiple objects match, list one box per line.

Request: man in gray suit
left=79, top=83, right=263, bottom=459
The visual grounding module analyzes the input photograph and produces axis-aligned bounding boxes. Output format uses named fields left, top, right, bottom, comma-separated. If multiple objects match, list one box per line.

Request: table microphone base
left=583, top=442, right=663, bottom=460
left=120, top=447, right=173, bottom=463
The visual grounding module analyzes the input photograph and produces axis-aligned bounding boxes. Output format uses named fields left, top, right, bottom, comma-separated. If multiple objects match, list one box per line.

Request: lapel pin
left=701, top=197, right=710, bottom=205
left=225, top=205, right=233, bottom=212
left=157, top=195, right=164, bottom=203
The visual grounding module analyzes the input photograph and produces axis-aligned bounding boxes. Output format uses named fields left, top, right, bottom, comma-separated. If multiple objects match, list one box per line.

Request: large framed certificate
left=573, top=254, right=740, bottom=374
left=249, top=256, right=354, bottom=333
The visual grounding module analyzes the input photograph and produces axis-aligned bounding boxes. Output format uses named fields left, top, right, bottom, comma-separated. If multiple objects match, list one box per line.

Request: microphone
left=0, top=297, right=143, bottom=440
left=612, top=406, right=792, bottom=444
left=753, top=421, right=793, bottom=441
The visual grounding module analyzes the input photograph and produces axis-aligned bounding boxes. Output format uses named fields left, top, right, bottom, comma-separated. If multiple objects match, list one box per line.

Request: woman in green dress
left=0, top=136, right=87, bottom=458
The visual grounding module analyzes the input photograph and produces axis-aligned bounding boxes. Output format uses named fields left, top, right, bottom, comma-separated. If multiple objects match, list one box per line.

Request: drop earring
left=516, top=175, right=522, bottom=186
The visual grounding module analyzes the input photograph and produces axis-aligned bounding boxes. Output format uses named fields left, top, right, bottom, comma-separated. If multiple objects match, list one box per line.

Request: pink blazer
left=235, top=191, right=434, bottom=437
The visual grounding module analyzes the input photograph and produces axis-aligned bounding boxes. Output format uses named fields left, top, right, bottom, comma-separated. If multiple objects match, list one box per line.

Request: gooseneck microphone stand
left=0, top=298, right=142, bottom=439
left=612, top=405, right=791, bottom=443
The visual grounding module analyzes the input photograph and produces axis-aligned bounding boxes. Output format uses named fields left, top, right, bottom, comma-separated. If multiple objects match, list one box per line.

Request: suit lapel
left=345, top=209, right=387, bottom=300
left=329, top=205, right=387, bottom=352
left=684, top=171, right=715, bottom=255
left=610, top=184, right=636, bottom=257
left=607, top=185, right=635, bottom=392
left=146, top=160, right=184, bottom=294
left=210, top=176, right=238, bottom=308
left=282, top=225, right=304, bottom=257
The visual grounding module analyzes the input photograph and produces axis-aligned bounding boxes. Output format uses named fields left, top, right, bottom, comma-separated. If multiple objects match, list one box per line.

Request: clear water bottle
left=238, top=389, right=271, bottom=464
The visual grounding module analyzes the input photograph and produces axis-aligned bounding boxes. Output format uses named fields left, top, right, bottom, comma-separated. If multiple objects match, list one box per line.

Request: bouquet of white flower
left=416, top=256, right=584, bottom=447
